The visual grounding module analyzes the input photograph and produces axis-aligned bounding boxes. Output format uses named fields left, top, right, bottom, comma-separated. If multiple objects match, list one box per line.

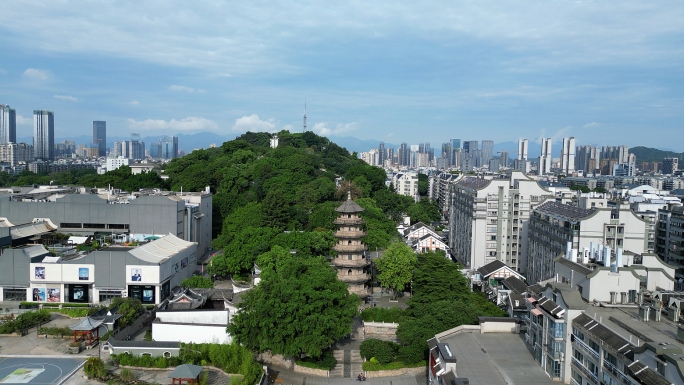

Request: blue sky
left=1, top=1, right=683, bottom=150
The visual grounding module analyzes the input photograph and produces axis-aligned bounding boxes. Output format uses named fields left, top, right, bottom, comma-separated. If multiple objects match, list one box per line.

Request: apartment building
left=527, top=201, right=654, bottom=284
left=448, top=171, right=553, bottom=272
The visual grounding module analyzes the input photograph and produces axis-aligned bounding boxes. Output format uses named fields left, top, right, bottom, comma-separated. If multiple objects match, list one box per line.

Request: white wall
left=157, top=310, right=229, bottom=325
left=153, top=323, right=231, bottom=344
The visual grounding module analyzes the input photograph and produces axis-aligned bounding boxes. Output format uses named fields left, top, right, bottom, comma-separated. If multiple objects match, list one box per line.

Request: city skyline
left=0, top=2, right=682, bottom=149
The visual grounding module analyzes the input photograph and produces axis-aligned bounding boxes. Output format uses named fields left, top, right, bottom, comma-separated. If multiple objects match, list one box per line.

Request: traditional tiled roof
left=502, top=276, right=527, bottom=294
left=69, top=316, right=105, bottom=331
left=168, top=364, right=204, bottom=379
left=477, top=260, right=507, bottom=278
left=108, top=339, right=180, bottom=349
left=335, top=197, right=364, bottom=213
left=536, top=296, right=565, bottom=318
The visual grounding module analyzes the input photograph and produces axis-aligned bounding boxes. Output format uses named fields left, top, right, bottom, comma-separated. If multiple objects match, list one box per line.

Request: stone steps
left=330, top=349, right=364, bottom=378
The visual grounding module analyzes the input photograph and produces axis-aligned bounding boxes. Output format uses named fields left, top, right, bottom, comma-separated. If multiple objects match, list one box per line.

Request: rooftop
left=335, top=197, right=364, bottom=213
left=534, top=200, right=594, bottom=221
left=456, top=177, right=492, bottom=191
left=439, top=331, right=555, bottom=385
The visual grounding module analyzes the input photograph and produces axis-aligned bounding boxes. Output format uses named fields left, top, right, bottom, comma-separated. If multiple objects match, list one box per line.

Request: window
left=490, top=235, right=497, bottom=241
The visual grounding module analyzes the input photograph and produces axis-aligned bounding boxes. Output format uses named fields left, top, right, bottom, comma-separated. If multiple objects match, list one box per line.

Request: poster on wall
left=32, top=288, right=46, bottom=302
left=181, top=258, right=188, bottom=268
left=47, top=288, right=60, bottom=303
left=69, top=284, right=89, bottom=303
left=34, top=267, right=45, bottom=280
left=131, top=268, right=142, bottom=282
left=79, top=268, right=89, bottom=281
left=143, top=289, right=154, bottom=303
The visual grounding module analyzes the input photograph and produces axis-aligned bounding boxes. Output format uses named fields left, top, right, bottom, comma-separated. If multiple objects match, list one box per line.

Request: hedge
left=361, top=360, right=426, bottom=371
left=20, top=302, right=91, bottom=308
left=360, top=307, right=405, bottom=323
left=359, top=339, right=399, bottom=365
left=0, top=310, right=51, bottom=334
left=39, top=326, right=72, bottom=336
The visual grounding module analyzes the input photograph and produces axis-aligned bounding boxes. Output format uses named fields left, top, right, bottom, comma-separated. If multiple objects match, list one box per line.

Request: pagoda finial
left=347, top=188, right=352, bottom=200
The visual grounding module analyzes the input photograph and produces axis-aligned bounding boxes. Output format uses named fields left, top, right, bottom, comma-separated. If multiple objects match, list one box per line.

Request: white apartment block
left=392, top=171, right=419, bottom=200
left=448, top=171, right=554, bottom=273
left=106, top=156, right=131, bottom=172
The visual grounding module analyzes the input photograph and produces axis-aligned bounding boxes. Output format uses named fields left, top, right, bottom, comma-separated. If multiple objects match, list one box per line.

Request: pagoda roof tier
left=338, top=273, right=371, bottom=283
left=335, top=198, right=365, bottom=214
left=334, top=217, right=364, bottom=226
left=334, top=230, right=367, bottom=238
left=333, top=244, right=368, bottom=253
left=331, top=258, right=370, bottom=267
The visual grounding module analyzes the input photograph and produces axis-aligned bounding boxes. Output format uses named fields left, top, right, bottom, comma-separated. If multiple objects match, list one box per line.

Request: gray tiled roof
left=535, top=201, right=594, bottom=220
left=457, top=177, right=492, bottom=191
left=536, top=296, right=564, bottom=318
left=108, top=339, right=180, bottom=349
left=168, top=364, right=204, bottom=379
left=573, top=313, right=632, bottom=356
left=477, top=260, right=507, bottom=277
left=555, top=256, right=594, bottom=276
left=502, top=276, right=527, bottom=294
left=335, top=198, right=364, bottom=213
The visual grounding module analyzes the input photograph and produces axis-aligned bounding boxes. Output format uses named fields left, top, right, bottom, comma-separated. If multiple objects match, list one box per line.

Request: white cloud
left=53, top=94, right=77, bottom=101
left=169, top=85, right=205, bottom=93
left=127, top=117, right=219, bottom=132
left=312, top=121, right=359, bottom=137
left=232, top=114, right=275, bottom=132
left=129, top=100, right=140, bottom=106
left=583, top=122, right=600, bottom=128
left=550, top=126, right=573, bottom=143
left=22, top=68, right=49, bottom=80
left=16, top=115, right=32, bottom=125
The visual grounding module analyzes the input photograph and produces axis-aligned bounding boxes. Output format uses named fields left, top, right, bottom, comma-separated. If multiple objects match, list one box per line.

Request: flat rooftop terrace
left=440, top=331, right=556, bottom=385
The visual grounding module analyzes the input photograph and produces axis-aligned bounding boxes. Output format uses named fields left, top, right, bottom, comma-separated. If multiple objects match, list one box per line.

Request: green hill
left=630, top=146, right=684, bottom=163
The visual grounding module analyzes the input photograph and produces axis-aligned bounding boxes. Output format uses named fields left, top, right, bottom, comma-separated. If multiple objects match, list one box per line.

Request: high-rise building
left=398, top=143, right=410, bottom=166
left=160, top=136, right=179, bottom=159
left=93, top=121, right=106, bottom=157
left=33, top=110, right=54, bottom=161
left=0, top=105, right=17, bottom=144
left=450, top=139, right=460, bottom=166
left=500, top=151, right=509, bottom=168
left=575, top=145, right=600, bottom=175
left=601, top=145, right=629, bottom=164
left=662, top=158, right=679, bottom=175
left=517, top=139, right=528, bottom=160
left=560, top=137, right=576, bottom=174
left=378, top=142, right=385, bottom=166
left=539, top=138, right=552, bottom=175
left=463, top=141, right=478, bottom=155
left=481, top=140, right=494, bottom=164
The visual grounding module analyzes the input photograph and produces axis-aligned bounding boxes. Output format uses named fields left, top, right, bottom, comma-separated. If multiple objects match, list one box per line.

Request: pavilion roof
left=168, top=364, right=204, bottom=379
left=69, top=316, right=105, bottom=331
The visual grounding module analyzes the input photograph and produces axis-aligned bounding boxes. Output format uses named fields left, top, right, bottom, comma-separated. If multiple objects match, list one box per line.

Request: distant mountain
left=629, top=146, right=684, bottom=163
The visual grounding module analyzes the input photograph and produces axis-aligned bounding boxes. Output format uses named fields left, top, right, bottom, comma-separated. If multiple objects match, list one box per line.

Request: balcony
left=331, top=258, right=370, bottom=268
left=572, top=357, right=598, bottom=384
left=334, top=230, right=367, bottom=238
left=572, top=335, right=599, bottom=361
left=333, top=244, right=368, bottom=253
left=334, top=217, right=364, bottom=226
left=603, top=360, right=632, bottom=384
left=338, top=273, right=371, bottom=283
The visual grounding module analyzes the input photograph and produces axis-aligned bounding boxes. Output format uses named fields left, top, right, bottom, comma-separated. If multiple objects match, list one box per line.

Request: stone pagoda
left=332, top=193, right=370, bottom=298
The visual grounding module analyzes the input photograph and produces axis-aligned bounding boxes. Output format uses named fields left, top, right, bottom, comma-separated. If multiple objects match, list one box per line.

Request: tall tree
left=229, top=257, right=360, bottom=358
left=374, top=242, right=417, bottom=299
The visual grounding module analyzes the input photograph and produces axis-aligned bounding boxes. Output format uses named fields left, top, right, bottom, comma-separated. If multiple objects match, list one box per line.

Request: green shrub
left=0, top=309, right=51, bottom=334
left=362, top=360, right=426, bottom=371
left=49, top=308, right=90, bottom=317
left=84, top=357, right=108, bottom=379
left=397, top=343, right=426, bottom=364
left=119, top=368, right=135, bottom=382
left=359, top=339, right=399, bottom=364
left=297, top=350, right=336, bottom=370
left=154, top=357, right=168, bottom=369
left=100, top=331, right=113, bottom=341
left=180, top=276, right=214, bottom=288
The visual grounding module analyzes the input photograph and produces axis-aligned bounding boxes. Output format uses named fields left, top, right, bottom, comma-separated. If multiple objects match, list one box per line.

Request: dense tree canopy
left=374, top=241, right=417, bottom=299
left=228, top=256, right=360, bottom=358
left=395, top=251, right=506, bottom=363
